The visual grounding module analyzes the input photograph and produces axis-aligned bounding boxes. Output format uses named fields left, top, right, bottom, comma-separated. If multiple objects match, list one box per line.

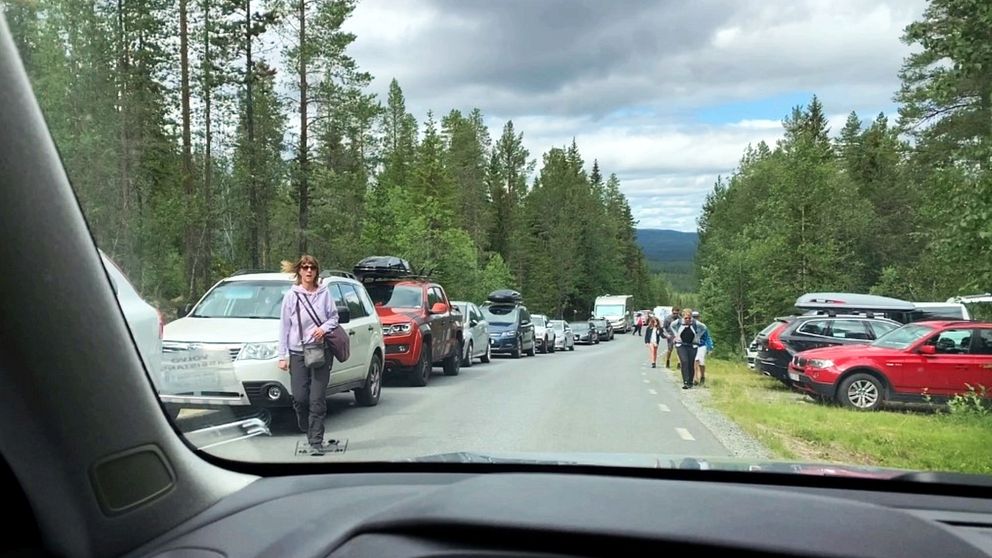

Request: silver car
left=531, top=314, right=557, bottom=353
left=453, top=301, right=491, bottom=366
left=550, top=320, right=575, bottom=351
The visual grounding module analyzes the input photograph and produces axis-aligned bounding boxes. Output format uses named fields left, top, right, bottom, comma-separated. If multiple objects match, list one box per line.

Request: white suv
left=160, top=272, right=385, bottom=420
left=100, top=251, right=163, bottom=383
left=531, top=314, right=557, bottom=354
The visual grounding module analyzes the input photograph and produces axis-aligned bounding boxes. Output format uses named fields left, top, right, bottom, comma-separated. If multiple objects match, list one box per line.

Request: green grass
left=698, top=359, right=992, bottom=475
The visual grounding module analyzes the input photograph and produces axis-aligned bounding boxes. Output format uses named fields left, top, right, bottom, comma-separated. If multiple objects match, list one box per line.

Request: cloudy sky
left=342, top=0, right=927, bottom=232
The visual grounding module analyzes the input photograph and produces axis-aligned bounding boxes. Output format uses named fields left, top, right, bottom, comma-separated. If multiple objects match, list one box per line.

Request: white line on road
left=658, top=403, right=670, bottom=412
left=642, top=379, right=650, bottom=384
left=641, top=371, right=646, bottom=376
left=647, top=388, right=658, bottom=395
left=675, top=428, right=695, bottom=441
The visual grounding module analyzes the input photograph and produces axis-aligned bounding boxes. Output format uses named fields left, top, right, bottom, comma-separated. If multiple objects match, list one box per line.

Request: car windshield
left=191, top=281, right=289, bottom=319
left=366, top=285, right=423, bottom=308
left=871, top=324, right=935, bottom=349
left=482, top=305, right=518, bottom=326
left=12, top=0, right=992, bottom=479
left=595, top=305, right=624, bottom=316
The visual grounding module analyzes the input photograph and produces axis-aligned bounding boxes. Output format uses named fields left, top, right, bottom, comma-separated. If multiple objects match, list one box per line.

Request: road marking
left=642, top=379, right=650, bottom=384
left=647, top=388, right=658, bottom=395
left=675, top=428, right=695, bottom=441
left=641, top=371, right=647, bottom=376
left=657, top=403, right=670, bottom=412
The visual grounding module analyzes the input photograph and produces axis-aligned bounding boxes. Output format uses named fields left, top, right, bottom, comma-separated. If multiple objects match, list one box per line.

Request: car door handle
left=367, top=325, right=373, bottom=331
left=349, top=331, right=356, bottom=337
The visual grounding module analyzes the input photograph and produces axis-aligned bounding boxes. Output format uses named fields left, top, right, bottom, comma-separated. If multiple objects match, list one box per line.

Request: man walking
left=662, top=306, right=680, bottom=369
left=692, top=310, right=713, bottom=386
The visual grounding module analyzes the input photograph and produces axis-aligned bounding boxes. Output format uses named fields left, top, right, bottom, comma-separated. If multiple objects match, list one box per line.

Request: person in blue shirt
left=692, top=310, right=714, bottom=386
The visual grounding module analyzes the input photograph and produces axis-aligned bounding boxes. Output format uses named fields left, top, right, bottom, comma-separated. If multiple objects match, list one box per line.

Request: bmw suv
left=161, top=271, right=385, bottom=421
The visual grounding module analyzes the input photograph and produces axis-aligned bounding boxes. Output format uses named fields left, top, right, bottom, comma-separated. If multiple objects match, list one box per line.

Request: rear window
left=909, top=306, right=966, bottom=321
left=366, top=284, right=423, bottom=308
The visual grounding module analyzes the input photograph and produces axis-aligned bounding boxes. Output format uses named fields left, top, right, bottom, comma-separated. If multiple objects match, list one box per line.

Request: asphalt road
left=187, top=334, right=732, bottom=463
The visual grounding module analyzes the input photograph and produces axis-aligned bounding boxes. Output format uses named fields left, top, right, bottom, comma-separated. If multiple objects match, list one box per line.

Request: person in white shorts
left=693, top=310, right=714, bottom=386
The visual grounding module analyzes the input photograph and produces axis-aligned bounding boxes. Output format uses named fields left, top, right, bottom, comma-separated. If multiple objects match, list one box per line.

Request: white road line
left=657, top=403, right=670, bottom=412
left=641, top=371, right=647, bottom=376
left=675, top=428, right=695, bottom=441
left=647, top=388, right=658, bottom=395
left=642, top=379, right=650, bottom=384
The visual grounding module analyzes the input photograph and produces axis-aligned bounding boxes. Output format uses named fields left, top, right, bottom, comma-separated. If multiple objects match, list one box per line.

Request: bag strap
left=295, top=292, right=324, bottom=328
left=295, top=298, right=310, bottom=345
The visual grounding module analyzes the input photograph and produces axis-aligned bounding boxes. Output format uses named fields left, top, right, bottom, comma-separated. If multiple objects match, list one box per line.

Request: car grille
left=162, top=342, right=243, bottom=361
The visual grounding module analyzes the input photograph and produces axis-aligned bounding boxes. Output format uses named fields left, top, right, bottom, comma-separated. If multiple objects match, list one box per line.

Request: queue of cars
left=109, top=255, right=616, bottom=429
left=751, top=292, right=991, bottom=410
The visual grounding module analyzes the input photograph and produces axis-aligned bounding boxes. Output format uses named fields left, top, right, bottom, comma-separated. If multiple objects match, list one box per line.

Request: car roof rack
left=947, top=293, right=992, bottom=304
left=320, top=269, right=357, bottom=280
left=360, top=275, right=433, bottom=283
left=232, top=268, right=274, bottom=276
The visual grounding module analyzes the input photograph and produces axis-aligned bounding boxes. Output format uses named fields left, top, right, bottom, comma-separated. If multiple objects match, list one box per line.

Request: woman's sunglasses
left=300, top=264, right=317, bottom=271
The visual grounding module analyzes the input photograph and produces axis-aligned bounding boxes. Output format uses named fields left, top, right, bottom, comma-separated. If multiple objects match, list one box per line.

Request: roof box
left=795, top=292, right=915, bottom=312
left=353, top=256, right=413, bottom=280
left=487, top=289, right=523, bottom=304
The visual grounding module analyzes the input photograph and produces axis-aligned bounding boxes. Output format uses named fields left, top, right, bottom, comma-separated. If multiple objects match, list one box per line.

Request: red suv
left=790, top=321, right=992, bottom=410
left=364, top=279, right=463, bottom=386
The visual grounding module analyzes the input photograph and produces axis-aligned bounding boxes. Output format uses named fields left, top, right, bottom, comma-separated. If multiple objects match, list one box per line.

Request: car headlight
left=808, top=359, right=834, bottom=369
left=383, top=323, right=413, bottom=336
left=501, top=331, right=516, bottom=337
left=239, top=342, right=278, bottom=360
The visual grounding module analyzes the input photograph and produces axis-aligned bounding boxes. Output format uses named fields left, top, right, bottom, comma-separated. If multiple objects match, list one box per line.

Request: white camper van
left=594, top=295, right=633, bottom=333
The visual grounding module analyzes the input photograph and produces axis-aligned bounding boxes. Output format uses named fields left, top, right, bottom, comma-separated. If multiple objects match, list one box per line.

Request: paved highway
left=184, top=334, right=733, bottom=462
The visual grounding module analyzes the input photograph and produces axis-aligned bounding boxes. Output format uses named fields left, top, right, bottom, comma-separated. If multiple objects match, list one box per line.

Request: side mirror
left=470, top=319, right=478, bottom=327
left=179, top=303, right=193, bottom=318
left=918, top=344, right=936, bottom=355
left=337, top=305, right=351, bottom=324
left=430, top=302, right=448, bottom=315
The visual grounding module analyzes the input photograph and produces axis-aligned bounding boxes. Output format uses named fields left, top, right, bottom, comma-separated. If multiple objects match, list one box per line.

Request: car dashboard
left=127, top=468, right=992, bottom=558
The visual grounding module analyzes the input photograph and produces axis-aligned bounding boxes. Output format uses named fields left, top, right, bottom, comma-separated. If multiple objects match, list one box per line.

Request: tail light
left=767, top=322, right=788, bottom=351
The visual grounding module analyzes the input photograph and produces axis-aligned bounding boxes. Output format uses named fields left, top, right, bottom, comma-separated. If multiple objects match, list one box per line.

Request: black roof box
left=353, top=256, right=413, bottom=280
left=487, top=289, right=523, bottom=304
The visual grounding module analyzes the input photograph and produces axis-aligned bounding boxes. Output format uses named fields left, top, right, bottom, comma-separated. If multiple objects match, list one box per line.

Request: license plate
left=788, top=372, right=800, bottom=382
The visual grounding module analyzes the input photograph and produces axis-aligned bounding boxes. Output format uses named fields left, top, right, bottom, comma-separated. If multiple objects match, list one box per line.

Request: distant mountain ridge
left=635, top=229, right=698, bottom=262
left=635, top=229, right=697, bottom=292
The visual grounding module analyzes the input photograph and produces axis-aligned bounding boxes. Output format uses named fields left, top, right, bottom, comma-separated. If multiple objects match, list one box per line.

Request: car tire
left=539, top=337, right=547, bottom=354
left=481, top=343, right=491, bottom=363
left=263, top=407, right=300, bottom=433
left=838, top=373, right=884, bottom=411
left=549, top=338, right=555, bottom=353
left=443, top=341, right=461, bottom=376
left=511, top=338, right=521, bottom=359
left=354, top=354, right=382, bottom=406
left=569, top=343, right=575, bottom=351
left=462, top=341, right=473, bottom=368
left=410, top=343, right=432, bottom=387
left=526, top=341, right=536, bottom=357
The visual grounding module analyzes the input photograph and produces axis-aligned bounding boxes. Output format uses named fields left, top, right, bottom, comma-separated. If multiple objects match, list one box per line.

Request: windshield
left=482, top=305, right=518, bottom=326
left=595, top=305, right=624, bottom=316
left=366, top=284, right=423, bottom=308
left=192, top=281, right=289, bottom=319
left=871, top=324, right=935, bottom=349
left=13, top=0, right=992, bottom=478
left=551, top=322, right=565, bottom=331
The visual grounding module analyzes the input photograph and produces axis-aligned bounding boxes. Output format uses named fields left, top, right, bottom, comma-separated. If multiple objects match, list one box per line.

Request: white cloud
left=339, top=0, right=929, bottom=232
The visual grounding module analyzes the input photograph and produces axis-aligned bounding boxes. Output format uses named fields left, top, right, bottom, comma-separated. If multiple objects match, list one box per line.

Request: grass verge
left=701, top=359, right=992, bottom=475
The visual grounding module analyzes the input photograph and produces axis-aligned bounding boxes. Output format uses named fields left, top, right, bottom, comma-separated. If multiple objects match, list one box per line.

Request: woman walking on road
left=672, top=308, right=709, bottom=389
left=644, top=316, right=662, bottom=368
left=277, top=255, right=340, bottom=455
